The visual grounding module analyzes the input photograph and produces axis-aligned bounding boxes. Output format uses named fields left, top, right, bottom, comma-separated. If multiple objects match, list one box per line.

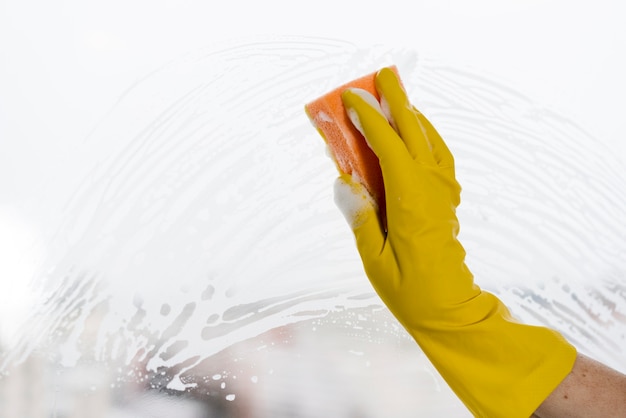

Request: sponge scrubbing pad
left=305, top=66, right=400, bottom=224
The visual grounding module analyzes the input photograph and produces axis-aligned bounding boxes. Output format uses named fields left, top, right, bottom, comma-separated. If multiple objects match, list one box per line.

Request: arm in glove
left=335, top=67, right=577, bottom=417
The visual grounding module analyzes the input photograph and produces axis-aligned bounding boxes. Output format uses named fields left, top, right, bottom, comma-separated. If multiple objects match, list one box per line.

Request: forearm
left=534, top=353, right=626, bottom=418
left=406, top=290, right=577, bottom=418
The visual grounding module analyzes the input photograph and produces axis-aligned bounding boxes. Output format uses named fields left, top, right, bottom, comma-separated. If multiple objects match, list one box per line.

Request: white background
left=2, top=0, right=626, bottom=246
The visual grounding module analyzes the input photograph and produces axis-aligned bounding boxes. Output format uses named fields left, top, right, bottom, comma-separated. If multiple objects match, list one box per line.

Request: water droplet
left=201, top=285, right=215, bottom=301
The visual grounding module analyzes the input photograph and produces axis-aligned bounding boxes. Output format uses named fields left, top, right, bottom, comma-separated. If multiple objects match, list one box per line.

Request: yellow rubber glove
left=336, top=67, right=577, bottom=418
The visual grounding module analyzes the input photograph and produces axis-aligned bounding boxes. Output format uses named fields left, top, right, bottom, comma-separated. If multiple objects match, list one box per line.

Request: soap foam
left=333, top=175, right=375, bottom=229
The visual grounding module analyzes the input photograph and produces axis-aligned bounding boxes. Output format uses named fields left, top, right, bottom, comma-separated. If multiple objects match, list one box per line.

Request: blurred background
left=1, top=1, right=626, bottom=416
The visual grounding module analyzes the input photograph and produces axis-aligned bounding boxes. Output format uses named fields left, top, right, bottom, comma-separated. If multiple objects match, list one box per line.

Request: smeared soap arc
left=305, top=66, right=400, bottom=225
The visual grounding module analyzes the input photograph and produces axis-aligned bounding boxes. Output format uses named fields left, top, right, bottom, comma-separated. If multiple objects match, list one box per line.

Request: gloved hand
left=336, top=67, right=577, bottom=418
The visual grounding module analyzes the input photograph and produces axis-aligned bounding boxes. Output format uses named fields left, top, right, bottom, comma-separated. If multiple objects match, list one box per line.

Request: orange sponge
left=305, top=66, right=400, bottom=224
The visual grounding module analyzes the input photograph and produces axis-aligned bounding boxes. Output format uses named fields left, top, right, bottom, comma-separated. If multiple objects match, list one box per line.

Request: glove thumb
left=334, top=174, right=386, bottom=261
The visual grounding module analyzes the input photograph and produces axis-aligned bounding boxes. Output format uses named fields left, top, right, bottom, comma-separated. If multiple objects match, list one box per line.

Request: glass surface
left=1, top=2, right=626, bottom=416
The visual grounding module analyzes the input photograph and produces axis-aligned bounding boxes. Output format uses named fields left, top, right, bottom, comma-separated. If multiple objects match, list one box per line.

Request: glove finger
left=341, top=87, right=427, bottom=237
left=375, top=67, right=436, bottom=166
left=341, top=88, right=412, bottom=190
left=334, top=174, right=386, bottom=261
left=412, top=107, right=455, bottom=167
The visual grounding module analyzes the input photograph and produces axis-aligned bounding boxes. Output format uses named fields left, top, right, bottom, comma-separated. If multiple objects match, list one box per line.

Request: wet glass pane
left=1, top=2, right=626, bottom=417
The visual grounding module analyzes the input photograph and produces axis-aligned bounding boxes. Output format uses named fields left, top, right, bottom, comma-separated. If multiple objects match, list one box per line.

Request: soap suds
left=317, top=111, right=333, bottom=123
left=346, top=107, right=364, bottom=137
left=334, top=175, right=375, bottom=229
